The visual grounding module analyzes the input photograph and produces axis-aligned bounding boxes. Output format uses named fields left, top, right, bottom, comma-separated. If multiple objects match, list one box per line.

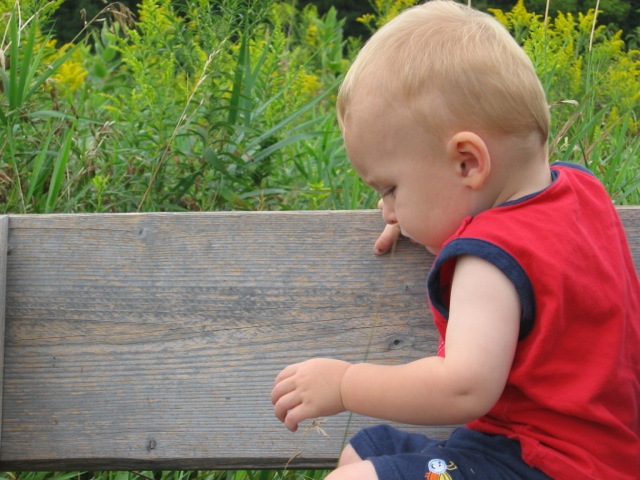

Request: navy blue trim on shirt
left=427, top=238, right=536, bottom=341
left=551, top=161, right=595, bottom=176
left=499, top=163, right=595, bottom=208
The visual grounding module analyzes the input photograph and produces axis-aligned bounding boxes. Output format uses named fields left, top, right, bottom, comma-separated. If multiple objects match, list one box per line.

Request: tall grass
left=0, top=0, right=638, bottom=479
left=1, top=0, right=638, bottom=214
left=490, top=0, right=639, bottom=203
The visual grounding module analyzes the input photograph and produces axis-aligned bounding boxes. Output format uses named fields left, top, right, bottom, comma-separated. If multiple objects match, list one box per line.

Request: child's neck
left=493, top=155, right=551, bottom=207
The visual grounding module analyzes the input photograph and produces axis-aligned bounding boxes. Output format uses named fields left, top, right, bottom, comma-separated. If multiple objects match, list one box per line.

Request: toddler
left=272, top=2, right=640, bottom=478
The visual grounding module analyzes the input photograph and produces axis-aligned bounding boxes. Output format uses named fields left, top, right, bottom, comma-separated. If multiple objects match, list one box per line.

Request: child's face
left=344, top=95, right=475, bottom=254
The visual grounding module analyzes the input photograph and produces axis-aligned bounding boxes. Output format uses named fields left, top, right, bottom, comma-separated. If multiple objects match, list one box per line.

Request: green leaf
left=45, top=125, right=74, bottom=213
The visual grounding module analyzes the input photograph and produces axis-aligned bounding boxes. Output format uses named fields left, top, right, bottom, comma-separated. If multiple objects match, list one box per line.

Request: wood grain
left=0, top=211, right=440, bottom=470
left=619, top=206, right=640, bottom=269
left=0, top=208, right=637, bottom=471
left=0, top=215, right=7, bottom=456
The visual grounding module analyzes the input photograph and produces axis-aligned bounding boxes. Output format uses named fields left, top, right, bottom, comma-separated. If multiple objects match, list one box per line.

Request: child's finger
left=374, top=223, right=402, bottom=255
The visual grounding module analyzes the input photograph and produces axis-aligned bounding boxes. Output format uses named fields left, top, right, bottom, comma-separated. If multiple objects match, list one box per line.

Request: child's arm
left=272, top=255, right=520, bottom=431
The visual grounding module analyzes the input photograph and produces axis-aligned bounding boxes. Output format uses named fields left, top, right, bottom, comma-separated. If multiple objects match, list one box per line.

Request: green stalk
left=45, top=124, right=74, bottom=213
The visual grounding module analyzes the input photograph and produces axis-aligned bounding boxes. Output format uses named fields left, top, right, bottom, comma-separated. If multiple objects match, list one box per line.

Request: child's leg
left=324, top=445, right=378, bottom=480
left=337, top=424, right=440, bottom=480
left=324, top=460, right=378, bottom=480
left=334, top=426, right=552, bottom=480
left=336, top=443, right=363, bottom=467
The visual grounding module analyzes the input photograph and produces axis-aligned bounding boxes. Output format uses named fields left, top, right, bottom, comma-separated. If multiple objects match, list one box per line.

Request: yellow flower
left=299, top=73, right=322, bottom=97
left=43, top=40, right=88, bottom=95
left=304, top=23, right=319, bottom=48
left=357, top=0, right=415, bottom=32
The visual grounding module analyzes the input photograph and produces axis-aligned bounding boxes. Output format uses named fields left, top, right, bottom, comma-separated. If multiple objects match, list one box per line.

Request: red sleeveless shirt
left=428, top=164, right=640, bottom=479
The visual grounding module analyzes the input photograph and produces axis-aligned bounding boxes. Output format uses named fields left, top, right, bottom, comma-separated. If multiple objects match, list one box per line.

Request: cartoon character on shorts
left=425, top=458, right=458, bottom=479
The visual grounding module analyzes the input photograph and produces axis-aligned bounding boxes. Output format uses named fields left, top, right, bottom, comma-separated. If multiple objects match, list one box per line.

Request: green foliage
left=50, top=0, right=640, bottom=45
left=356, top=0, right=419, bottom=32
left=1, top=0, right=637, bottom=211
left=88, top=0, right=356, bottom=211
left=490, top=0, right=640, bottom=203
left=0, top=2, right=95, bottom=212
left=0, top=0, right=364, bottom=213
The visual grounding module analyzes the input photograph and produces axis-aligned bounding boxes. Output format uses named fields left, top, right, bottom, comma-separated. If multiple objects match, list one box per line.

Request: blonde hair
left=337, top=0, right=550, bottom=143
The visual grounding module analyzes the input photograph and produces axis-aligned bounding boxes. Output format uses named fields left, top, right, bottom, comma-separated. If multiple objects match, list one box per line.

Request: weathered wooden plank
left=619, top=206, right=640, bottom=270
left=0, top=207, right=638, bottom=471
left=0, top=210, right=440, bottom=471
left=0, top=215, right=8, bottom=456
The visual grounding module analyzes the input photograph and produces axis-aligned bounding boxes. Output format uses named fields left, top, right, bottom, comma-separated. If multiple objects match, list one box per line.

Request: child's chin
left=426, top=245, right=440, bottom=255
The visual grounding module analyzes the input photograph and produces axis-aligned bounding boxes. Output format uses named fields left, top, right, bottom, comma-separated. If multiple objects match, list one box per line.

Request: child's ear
left=446, top=131, right=491, bottom=189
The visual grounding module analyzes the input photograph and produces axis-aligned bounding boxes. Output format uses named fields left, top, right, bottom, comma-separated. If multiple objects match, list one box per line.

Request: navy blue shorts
left=349, top=425, right=551, bottom=479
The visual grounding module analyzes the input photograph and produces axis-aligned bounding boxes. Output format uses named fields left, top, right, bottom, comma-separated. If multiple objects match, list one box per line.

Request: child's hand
left=374, top=222, right=402, bottom=255
left=272, top=358, right=351, bottom=432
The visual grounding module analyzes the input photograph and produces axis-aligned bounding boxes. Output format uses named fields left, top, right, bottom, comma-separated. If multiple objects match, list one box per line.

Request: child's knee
left=337, top=443, right=362, bottom=467
left=325, top=458, right=378, bottom=480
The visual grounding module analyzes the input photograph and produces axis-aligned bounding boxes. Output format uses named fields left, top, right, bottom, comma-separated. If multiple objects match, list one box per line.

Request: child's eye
left=382, top=186, right=396, bottom=197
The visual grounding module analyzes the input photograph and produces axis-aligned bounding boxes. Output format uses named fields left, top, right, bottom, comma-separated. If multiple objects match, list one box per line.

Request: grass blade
left=25, top=127, right=54, bottom=205
left=45, top=124, right=74, bottom=213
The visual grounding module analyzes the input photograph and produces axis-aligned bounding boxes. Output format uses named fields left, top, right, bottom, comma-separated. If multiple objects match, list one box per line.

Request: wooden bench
left=0, top=208, right=638, bottom=471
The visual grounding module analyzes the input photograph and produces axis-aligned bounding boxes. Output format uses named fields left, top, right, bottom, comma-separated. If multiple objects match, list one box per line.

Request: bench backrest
left=1, top=207, right=638, bottom=471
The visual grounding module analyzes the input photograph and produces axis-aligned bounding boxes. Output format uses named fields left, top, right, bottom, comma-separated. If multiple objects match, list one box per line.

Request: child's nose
left=383, top=204, right=398, bottom=225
